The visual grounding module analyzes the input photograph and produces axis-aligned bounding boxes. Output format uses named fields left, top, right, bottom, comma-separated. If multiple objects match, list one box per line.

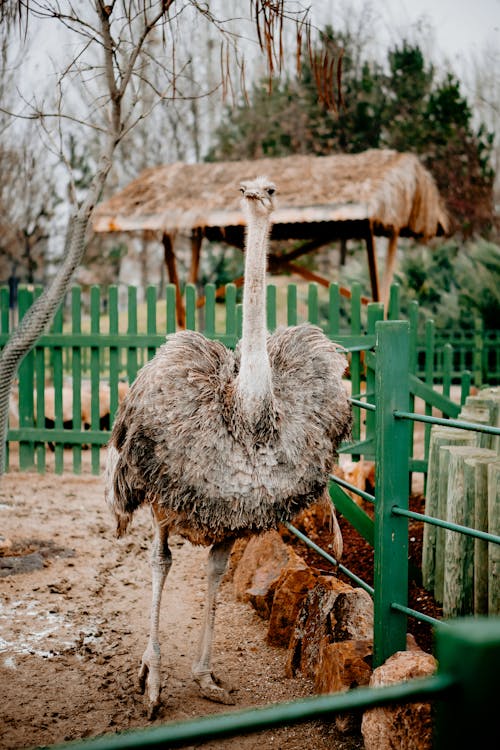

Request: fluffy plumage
left=106, top=324, right=351, bottom=545
left=104, top=176, right=352, bottom=714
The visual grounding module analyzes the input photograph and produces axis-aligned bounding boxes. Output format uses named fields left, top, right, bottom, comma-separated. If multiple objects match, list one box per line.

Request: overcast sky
left=381, top=0, right=500, bottom=63
left=312, top=0, right=500, bottom=67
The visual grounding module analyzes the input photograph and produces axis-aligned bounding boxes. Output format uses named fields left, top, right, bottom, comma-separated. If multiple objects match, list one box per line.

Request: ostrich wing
left=267, top=323, right=352, bottom=468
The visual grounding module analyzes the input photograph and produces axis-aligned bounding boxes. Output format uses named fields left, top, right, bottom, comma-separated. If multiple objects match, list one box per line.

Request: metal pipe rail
left=392, top=505, right=500, bottom=545
left=52, top=675, right=454, bottom=750
left=394, top=409, right=500, bottom=436
left=48, top=618, right=500, bottom=750
left=329, top=474, right=375, bottom=504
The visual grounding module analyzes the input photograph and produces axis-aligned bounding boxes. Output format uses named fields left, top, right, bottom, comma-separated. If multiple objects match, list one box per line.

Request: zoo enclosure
left=2, top=285, right=500, bottom=747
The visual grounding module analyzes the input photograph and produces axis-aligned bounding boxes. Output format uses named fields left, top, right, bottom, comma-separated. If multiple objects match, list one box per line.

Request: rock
left=316, top=637, right=373, bottom=734
left=315, top=638, right=373, bottom=694
left=233, top=530, right=302, bottom=619
left=361, top=649, right=437, bottom=750
left=286, top=575, right=352, bottom=678
left=331, top=587, right=374, bottom=641
left=223, top=538, right=249, bottom=582
left=267, top=562, right=319, bottom=647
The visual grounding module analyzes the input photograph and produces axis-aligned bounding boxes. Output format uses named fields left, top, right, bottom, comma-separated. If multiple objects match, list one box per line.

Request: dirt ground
left=0, top=468, right=364, bottom=750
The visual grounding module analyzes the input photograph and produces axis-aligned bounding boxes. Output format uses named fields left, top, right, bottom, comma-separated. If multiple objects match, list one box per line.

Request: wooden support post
left=422, top=427, right=475, bottom=593
left=487, top=462, right=500, bottom=615
left=443, top=447, right=496, bottom=618
left=162, top=232, right=185, bottom=328
left=365, top=227, right=380, bottom=302
left=464, top=453, right=499, bottom=614
left=381, top=231, right=399, bottom=311
left=190, top=228, right=203, bottom=285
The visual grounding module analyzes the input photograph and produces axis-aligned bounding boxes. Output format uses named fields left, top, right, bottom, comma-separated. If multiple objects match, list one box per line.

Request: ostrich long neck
left=237, top=207, right=273, bottom=408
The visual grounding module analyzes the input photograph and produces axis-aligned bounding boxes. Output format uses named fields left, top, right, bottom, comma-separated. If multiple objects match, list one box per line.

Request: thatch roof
left=93, top=149, right=448, bottom=240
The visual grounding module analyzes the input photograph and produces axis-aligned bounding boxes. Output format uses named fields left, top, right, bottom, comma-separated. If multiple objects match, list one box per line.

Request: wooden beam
left=381, top=230, right=400, bottom=310
left=162, top=233, right=185, bottom=328
left=365, top=227, right=380, bottom=301
left=190, top=228, right=203, bottom=285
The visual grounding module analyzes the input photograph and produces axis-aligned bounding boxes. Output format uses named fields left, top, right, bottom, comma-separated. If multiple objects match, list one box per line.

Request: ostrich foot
left=193, top=671, right=235, bottom=705
left=138, top=646, right=162, bottom=718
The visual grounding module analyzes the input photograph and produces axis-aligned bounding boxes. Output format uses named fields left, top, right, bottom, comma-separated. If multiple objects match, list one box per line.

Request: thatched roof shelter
left=94, top=149, right=448, bottom=324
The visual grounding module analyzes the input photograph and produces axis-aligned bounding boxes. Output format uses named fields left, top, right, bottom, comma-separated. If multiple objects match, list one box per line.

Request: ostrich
left=105, top=177, right=352, bottom=715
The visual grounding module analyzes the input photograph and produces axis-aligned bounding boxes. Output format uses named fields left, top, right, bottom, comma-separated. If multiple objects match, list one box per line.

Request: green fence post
left=204, top=284, right=216, bottom=338
left=473, top=317, right=483, bottom=388
left=374, top=320, right=410, bottom=667
left=225, top=283, right=237, bottom=347
left=165, top=284, right=177, bottom=334
left=350, top=283, right=362, bottom=447
left=108, top=285, right=120, bottom=426
left=146, top=285, right=157, bottom=361
left=327, top=283, right=340, bottom=338
left=0, top=285, right=9, bottom=333
left=127, top=285, right=138, bottom=382
left=434, top=617, right=500, bottom=749
left=307, top=283, right=319, bottom=325
left=387, top=283, right=400, bottom=320
left=90, top=286, right=102, bottom=475
left=51, top=301, right=65, bottom=474
left=267, top=283, right=277, bottom=331
left=71, top=286, right=82, bottom=474
left=287, top=284, right=298, bottom=326
left=17, top=286, right=35, bottom=471
left=185, top=283, right=197, bottom=331
left=365, top=303, right=384, bottom=458
left=424, top=319, right=435, bottom=469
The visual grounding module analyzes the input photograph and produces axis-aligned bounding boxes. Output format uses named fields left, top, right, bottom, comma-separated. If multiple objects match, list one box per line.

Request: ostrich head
left=240, top=176, right=277, bottom=217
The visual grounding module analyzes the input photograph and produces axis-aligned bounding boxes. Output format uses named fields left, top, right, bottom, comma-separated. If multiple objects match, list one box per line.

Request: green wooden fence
left=2, top=281, right=488, bottom=476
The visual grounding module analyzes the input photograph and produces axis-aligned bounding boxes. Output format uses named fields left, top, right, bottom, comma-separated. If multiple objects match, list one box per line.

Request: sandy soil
left=0, top=469, right=362, bottom=750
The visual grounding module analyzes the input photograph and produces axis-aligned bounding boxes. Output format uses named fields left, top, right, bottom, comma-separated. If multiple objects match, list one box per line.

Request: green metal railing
left=50, top=617, right=500, bottom=749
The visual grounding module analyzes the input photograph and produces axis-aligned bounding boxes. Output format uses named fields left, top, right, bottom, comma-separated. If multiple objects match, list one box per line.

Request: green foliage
left=209, top=29, right=495, bottom=236
left=394, top=239, right=500, bottom=330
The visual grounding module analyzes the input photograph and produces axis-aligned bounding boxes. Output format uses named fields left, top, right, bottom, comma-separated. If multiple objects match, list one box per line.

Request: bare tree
left=0, top=1, right=322, bottom=475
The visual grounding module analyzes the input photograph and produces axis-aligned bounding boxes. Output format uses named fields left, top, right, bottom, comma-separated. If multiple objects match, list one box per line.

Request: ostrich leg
left=192, top=538, right=235, bottom=704
left=138, top=516, right=172, bottom=717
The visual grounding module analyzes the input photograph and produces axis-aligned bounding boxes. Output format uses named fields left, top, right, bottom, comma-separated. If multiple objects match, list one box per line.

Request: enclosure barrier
left=50, top=617, right=500, bottom=749
left=3, top=294, right=500, bottom=747
left=1, top=281, right=487, bottom=475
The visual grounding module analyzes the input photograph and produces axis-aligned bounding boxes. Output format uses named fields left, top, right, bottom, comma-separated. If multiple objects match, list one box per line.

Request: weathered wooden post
left=423, top=427, right=476, bottom=595
left=488, top=462, right=500, bottom=615
left=442, top=447, right=496, bottom=617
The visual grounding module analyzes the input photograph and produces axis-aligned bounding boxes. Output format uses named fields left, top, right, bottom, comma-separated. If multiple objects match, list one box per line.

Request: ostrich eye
left=267, top=187, right=275, bottom=196
left=239, top=187, right=245, bottom=194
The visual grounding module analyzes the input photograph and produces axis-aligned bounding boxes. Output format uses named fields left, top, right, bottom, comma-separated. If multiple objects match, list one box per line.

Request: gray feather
left=105, top=323, right=352, bottom=545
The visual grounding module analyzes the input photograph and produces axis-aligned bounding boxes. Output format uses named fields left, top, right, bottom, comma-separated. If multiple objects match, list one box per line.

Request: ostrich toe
left=193, top=671, right=236, bottom=705
left=138, top=646, right=162, bottom=717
